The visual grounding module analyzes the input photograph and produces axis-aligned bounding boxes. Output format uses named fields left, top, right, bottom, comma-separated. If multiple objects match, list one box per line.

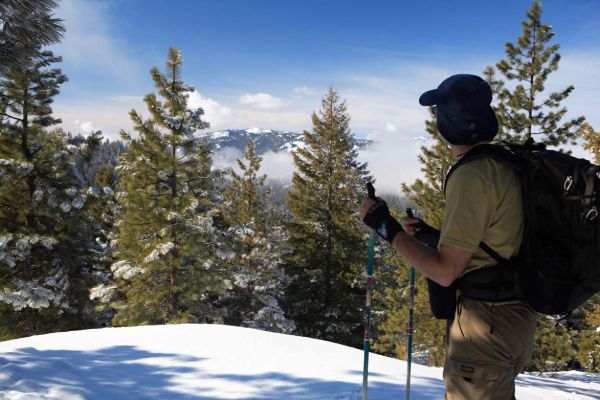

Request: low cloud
left=259, top=151, right=296, bottom=181
left=212, top=147, right=295, bottom=183
left=357, top=131, right=426, bottom=195
left=385, top=122, right=397, bottom=132
left=240, top=93, right=283, bottom=109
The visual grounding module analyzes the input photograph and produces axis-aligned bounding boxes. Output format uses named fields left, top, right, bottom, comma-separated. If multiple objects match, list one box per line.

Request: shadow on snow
left=0, top=345, right=448, bottom=399
left=516, top=372, right=600, bottom=399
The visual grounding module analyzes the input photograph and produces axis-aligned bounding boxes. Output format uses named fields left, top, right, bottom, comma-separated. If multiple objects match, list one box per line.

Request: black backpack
left=440, top=140, right=600, bottom=315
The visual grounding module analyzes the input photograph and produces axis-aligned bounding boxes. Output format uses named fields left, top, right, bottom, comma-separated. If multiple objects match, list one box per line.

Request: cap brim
left=419, top=89, right=438, bottom=106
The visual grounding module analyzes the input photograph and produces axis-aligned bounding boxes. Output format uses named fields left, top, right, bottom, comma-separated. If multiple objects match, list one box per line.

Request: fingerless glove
left=363, top=200, right=403, bottom=243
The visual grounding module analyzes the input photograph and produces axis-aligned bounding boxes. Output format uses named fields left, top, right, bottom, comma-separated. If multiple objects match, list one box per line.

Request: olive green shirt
left=439, top=153, right=524, bottom=275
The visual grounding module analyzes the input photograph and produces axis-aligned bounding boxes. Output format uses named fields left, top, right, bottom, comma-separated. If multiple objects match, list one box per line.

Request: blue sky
left=51, top=0, right=600, bottom=191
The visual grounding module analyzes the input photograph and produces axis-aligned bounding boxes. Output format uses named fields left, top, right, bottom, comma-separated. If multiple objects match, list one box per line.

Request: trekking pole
left=405, top=208, right=416, bottom=400
left=362, top=182, right=377, bottom=400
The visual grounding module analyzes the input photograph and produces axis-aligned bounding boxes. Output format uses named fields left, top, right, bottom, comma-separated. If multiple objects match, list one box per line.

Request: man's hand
left=402, top=216, right=422, bottom=237
left=359, top=197, right=403, bottom=243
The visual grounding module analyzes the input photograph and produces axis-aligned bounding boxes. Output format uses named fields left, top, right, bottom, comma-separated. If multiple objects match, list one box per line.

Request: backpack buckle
left=585, top=206, right=598, bottom=221
left=564, top=176, right=574, bottom=194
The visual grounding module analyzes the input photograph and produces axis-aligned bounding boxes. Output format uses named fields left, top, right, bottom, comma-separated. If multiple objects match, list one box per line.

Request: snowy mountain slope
left=0, top=324, right=597, bottom=400
left=198, top=128, right=372, bottom=154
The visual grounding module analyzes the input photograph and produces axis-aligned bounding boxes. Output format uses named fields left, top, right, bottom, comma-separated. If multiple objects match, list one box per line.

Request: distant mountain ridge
left=198, top=128, right=372, bottom=154
left=76, top=128, right=372, bottom=184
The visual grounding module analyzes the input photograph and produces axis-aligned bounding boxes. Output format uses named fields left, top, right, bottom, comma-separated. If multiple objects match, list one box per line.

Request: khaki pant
left=443, top=296, right=536, bottom=400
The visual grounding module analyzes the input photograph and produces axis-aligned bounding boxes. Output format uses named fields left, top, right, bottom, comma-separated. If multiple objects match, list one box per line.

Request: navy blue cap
left=419, top=74, right=498, bottom=145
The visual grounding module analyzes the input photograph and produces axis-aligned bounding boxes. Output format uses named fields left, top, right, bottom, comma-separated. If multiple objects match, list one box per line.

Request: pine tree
left=107, top=48, right=226, bottom=326
left=283, top=87, right=371, bottom=347
left=0, top=0, right=65, bottom=72
left=579, top=122, right=600, bottom=164
left=223, top=140, right=271, bottom=233
left=485, top=1, right=584, bottom=146
left=86, top=165, right=119, bottom=327
left=221, top=140, right=294, bottom=333
left=486, top=2, right=592, bottom=371
left=527, top=317, right=576, bottom=372
left=0, top=47, right=100, bottom=338
left=373, top=109, right=448, bottom=366
left=575, top=301, right=600, bottom=372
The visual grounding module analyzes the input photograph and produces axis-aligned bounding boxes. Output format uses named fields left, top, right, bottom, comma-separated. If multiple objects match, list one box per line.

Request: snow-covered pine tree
left=0, top=0, right=65, bottom=72
left=373, top=109, right=448, bottom=366
left=221, top=139, right=294, bottom=333
left=107, top=48, right=226, bottom=326
left=86, top=165, right=119, bottom=327
left=283, top=87, right=371, bottom=347
left=0, top=46, right=100, bottom=339
left=484, top=1, right=584, bottom=146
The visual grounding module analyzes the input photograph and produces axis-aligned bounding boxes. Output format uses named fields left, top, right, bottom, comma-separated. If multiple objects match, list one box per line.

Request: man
left=359, top=74, right=536, bottom=400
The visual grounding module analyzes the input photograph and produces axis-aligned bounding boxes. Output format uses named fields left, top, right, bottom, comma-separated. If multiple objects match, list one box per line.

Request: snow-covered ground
left=0, top=324, right=597, bottom=399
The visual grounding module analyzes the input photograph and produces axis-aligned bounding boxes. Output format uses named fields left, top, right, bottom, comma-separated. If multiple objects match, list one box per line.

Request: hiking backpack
left=446, top=139, right=600, bottom=315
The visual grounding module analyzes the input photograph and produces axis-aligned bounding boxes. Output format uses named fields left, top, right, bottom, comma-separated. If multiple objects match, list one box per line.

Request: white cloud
left=188, top=90, right=232, bottom=129
left=108, top=95, right=144, bottom=103
left=53, top=0, right=140, bottom=81
left=50, top=45, right=598, bottom=193
left=56, top=101, right=136, bottom=140
left=293, top=86, right=318, bottom=96
left=79, top=121, right=96, bottom=133
left=546, top=50, right=600, bottom=130
left=239, top=93, right=283, bottom=109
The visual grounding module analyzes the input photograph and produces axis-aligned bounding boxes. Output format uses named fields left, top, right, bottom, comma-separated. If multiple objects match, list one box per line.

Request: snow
left=144, top=242, right=176, bottom=263
left=245, top=128, right=271, bottom=134
left=0, top=324, right=597, bottom=400
left=110, top=260, right=146, bottom=280
left=59, top=201, right=71, bottom=213
left=72, top=195, right=87, bottom=209
left=211, top=130, right=231, bottom=139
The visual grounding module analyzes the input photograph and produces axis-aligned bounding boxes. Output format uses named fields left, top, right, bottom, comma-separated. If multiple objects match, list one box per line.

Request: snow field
left=0, top=324, right=597, bottom=399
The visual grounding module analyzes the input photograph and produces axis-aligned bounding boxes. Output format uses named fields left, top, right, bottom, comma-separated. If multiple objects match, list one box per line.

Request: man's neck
left=450, top=144, right=475, bottom=160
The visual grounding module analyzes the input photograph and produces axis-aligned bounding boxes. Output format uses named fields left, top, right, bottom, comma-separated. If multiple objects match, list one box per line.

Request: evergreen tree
left=223, top=140, right=271, bottom=233
left=484, top=1, right=584, bottom=146
left=221, top=140, right=294, bottom=333
left=0, top=47, right=100, bottom=338
left=106, top=48, right=226, bottom=326
left=373, top=109, right=448, bottom=366
left=579, top=122, right=600, bottom=164
left=86, top=166, right=119, bottom=327
left=527, top=318, right=576, bottom=372
left=575, top=302, right=600, bottom=372
left=73, top=138, right=127, bottom=185
left=283, top=87, right=371, bottom=347
left=486, top=2, right=592, bottom=371
left=0, top=0, right=65, bottom=72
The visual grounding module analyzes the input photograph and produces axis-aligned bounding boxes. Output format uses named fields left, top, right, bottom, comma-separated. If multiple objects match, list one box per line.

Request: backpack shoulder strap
left=444, top=143, right=524, bottom=193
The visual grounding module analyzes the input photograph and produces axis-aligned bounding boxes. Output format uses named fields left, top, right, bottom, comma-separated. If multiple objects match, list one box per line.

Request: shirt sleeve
left=439, top=161, right=497, bottom=253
